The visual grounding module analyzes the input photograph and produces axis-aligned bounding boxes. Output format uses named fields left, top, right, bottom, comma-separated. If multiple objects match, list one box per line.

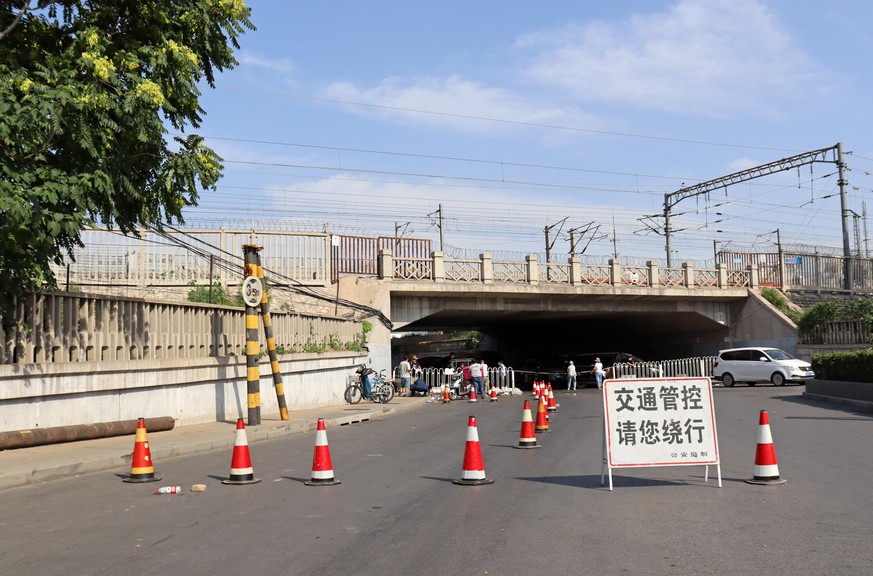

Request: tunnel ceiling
left=395, top=309, right=725, bottom=339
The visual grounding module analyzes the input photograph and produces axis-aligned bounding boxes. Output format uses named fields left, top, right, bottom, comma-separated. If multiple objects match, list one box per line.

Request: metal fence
left=612, top=356, right=717, bottom=379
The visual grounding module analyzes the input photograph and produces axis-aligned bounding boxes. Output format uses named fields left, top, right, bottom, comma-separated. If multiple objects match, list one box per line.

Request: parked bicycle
left=344, top=366, right=395, bottom=404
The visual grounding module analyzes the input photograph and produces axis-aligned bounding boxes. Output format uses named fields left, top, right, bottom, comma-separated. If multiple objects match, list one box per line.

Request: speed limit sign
left=242, top=276, right=263, bottom=307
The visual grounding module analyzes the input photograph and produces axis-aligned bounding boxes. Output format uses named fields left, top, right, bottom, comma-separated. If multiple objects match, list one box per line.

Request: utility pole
left=427, top=205, right=445, bottom=251
left=543, top=217, right=568, bottom=264
left=864, top=201, right=870, bottom=258
left=611, top=214, right=618, bottom=260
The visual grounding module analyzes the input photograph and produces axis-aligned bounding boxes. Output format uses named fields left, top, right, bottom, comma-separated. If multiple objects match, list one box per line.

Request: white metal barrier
left=612, top=356, right=717, bottom=379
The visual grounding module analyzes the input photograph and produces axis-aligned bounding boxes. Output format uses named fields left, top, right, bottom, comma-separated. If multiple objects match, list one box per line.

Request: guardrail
left=612, top=356, right=717, bottom=379
left=389, top=366, right=518, bottom=391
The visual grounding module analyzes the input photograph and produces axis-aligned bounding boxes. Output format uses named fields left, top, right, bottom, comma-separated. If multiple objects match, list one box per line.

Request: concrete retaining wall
left=0, top=352, right=367, bottom=432
left=804, top=379, right=873, bottom=408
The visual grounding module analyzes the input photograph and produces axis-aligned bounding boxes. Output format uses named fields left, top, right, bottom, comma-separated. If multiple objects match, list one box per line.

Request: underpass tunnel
left=393, top=308, right=729, bottom=372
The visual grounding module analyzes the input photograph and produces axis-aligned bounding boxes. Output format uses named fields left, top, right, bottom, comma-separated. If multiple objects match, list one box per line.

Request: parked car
left=712, top=347, right=814, bottom=387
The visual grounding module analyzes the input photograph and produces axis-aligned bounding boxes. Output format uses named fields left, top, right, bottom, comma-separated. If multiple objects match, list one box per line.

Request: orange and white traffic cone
left=123, top=417, right=161, bottom=483
left=490, top=387, right=498, bottom=402
left=534, top=394, right=550, bottom=433
left=443, top=383, right=452, bottom=403
left=513, top=400, right=541, bottom=449
left=532, top=381, right=539, bottom=397
left=222, top=418, right=261, bottom=485
left=468, top=384, right=478, bottom=403
left=746, top=410, right=788, bottom=485
left=453, top=416, right=495, bottom=485
left=305, top=418, right=341, bottom=486
left=546, top=383, right=558, bottom=412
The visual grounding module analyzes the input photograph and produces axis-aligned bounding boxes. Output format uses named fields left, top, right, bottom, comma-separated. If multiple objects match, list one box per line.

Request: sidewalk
left=0, top=396, right=429, bottom=491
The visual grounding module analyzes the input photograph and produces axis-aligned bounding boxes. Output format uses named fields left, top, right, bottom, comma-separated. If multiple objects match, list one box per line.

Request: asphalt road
left=1, top=385, right=871, bottom=576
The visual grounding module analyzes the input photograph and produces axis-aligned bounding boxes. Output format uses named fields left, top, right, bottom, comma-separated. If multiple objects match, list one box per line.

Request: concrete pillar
left=682, top=262, right=694, bottom=287
left=748, top=264, right=759, bottom=288
left=433, top=251, right=445, bottom=281
left=378, top=248, right=393, bottom=280
left=526, top=254, right=539, bottom=285
left=609, top=259, right=621, bottom=286
left=647, top=260, right=659, bottom=287
left=480, top=252, right=493, bottom=283
left=569, top=256, right=581, bottom=285
left=717, top=262, right=727, bottom=288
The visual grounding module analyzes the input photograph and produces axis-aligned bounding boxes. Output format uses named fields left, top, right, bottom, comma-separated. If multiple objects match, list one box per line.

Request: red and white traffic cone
left=745, top=410, right=788, bottom=485
left=546, top=383, right=558, bottom=412
left=532, top=381, right=539, bottom=397
left=534, top=394, right=550, bottom=433
left=490, top=387, right=498, bottom=402
left=468, top=384, right=478, bottom=403
left=123, top=417, right=161, bottom=483
left=513, top=400, right=541, bottom=449
left=222, top=418, right=261, bottom=485
left=453, top=416, right=494, bottom=485
left=305, top=418, right=341, bottom=486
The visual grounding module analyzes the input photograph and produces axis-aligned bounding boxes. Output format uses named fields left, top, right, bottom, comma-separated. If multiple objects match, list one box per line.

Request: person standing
left=469, top=359, right=485, bottom=397
left=497, top=360, right=507, bottom=391
left=567, top=360, right=577, bottom=390
left=398, top=356, right=411, bottom=396
left=593, top=357, right=606, bottom=390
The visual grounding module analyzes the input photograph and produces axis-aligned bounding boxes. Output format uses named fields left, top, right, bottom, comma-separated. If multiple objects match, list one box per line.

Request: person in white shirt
left=593, top=358, right=606, bottom=390
left=567, top=360, right=577, bottom=390
left=398, top=356, right=411, bottom=396
left=468, top=360, right=484, bottom=397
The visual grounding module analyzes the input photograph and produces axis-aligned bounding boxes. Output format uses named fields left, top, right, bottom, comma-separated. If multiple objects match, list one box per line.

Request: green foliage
left=761, top=288, right=802, bottom=323
left=186, top=282, right=243, bottom=307
left=796, top=299, right=873, bottom=337
left=812, top=349, right=873, bottom=382
left=0, top=1, right=254, bottom=327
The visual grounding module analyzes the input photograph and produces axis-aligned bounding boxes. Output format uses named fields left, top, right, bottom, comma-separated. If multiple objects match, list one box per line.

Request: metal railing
left=612, top=356, right=717, bottom=379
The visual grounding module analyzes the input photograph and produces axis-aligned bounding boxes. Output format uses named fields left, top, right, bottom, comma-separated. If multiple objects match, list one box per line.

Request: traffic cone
left=305, top=418, right=341, bottom=486
left=746, top=410, right=788, bottom=485
left=546, top=384, right=558, bottom=412
left=513, top=400, right=541, bottom=449
left=453, top=416, right=495, bottom=485
left=532, top=381, right=539, bottom=397
left=490, top=387, right=498, bottom=402
left=443, top=383, right=452, bottom=403
left=123, top=417, right=161, bottom=483
left=534, top=394, right=550, bottom=432
left=468, top=384, right=478, bottom=403
left=222, top=418, right=261, bottom=485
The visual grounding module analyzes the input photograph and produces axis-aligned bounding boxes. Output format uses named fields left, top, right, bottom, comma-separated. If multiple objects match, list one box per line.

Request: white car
left=712, top=347, right=814, bottom=387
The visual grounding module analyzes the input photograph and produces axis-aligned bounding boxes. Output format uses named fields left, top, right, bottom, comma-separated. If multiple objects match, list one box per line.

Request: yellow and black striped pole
left=253, top=250, right=289, bottom=421
left=243, top=245, right=262, bottom=426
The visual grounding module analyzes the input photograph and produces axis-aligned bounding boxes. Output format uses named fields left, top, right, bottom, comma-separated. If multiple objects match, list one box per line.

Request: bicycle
left=344, top=367, right=395, bottom=404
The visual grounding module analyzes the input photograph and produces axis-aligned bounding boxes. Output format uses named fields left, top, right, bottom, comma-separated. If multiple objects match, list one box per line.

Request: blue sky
left=186, top=0, right=873, bottom=265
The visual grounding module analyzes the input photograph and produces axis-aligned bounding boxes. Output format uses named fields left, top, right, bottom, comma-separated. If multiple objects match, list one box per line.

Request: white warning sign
left=602, top=377, right=720, bottom=489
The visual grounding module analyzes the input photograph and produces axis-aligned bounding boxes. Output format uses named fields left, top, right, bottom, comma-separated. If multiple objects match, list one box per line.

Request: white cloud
left=323, top=75, right=599, bottom=137
left=517, top=0, right=823, bottom=118
left=237, top=50, right=295, bottom=74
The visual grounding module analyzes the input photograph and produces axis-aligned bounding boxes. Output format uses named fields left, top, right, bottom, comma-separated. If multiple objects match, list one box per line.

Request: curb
left=0, top=399, right=425, bottom=491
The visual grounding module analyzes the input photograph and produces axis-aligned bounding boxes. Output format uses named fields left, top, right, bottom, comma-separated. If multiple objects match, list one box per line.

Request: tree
left=0, top=1, right=254, bottom=326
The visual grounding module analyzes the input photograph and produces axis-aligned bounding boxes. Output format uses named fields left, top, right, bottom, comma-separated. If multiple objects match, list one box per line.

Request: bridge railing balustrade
left=694, top=269, right=719, bottom=287
left=444, top=259, right=482, bottom=282
left=581, top=265, right=612, bottom=285
left=493, top=261, right=527, bottom=283
left=540, top=262, right=570, bottom=284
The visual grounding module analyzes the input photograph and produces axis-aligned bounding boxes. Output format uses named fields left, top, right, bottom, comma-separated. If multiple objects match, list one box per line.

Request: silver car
left=712, top=347, right=814, bottom=387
